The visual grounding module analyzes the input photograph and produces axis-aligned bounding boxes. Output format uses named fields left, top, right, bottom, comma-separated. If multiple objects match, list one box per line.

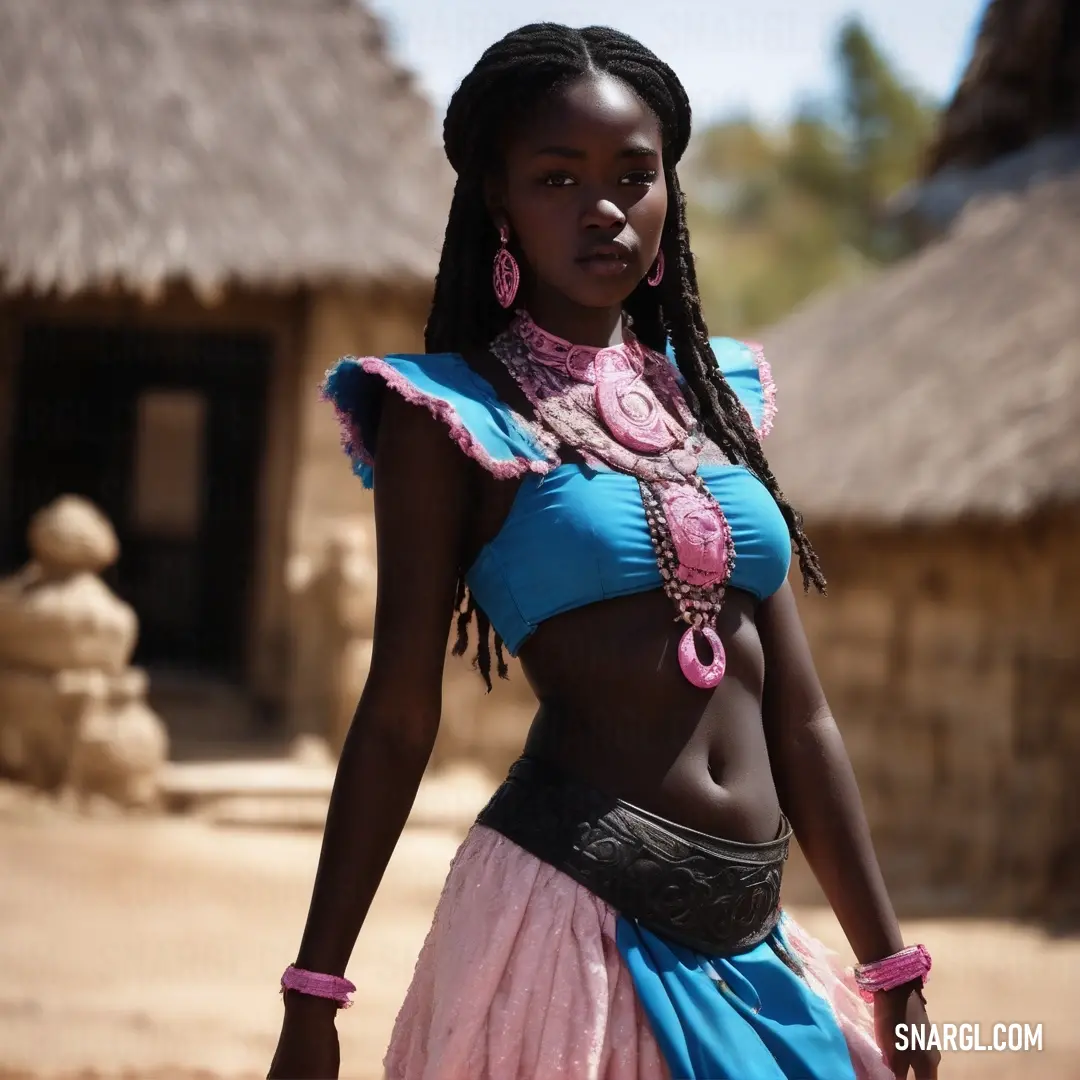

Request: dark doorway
left=8, top=323, right=271, bottom=682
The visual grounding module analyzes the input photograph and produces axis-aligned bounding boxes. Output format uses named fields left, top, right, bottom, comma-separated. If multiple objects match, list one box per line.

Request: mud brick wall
left=796, top=513, right=1080, bottom=915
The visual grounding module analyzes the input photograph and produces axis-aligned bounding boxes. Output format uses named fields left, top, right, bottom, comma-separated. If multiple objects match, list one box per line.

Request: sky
left=367, top=0, right=987, bottom=129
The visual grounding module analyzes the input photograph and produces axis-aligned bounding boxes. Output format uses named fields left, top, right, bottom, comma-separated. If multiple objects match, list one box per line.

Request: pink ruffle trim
left=322, top=376, right=375, bottom=473
left=322, top=356, right=559, bottom=482
left=743, top=341, right=777, bottom=439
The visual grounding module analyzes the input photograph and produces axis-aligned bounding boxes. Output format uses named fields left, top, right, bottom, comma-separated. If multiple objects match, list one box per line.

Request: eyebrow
left=532, top=144, right=659, bottom=159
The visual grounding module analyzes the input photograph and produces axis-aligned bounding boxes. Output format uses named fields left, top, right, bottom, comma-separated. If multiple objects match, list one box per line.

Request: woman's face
left=495, top=72, right=668, bottom=313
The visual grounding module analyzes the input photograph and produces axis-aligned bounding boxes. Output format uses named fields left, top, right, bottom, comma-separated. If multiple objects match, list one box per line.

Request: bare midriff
left=518, top=585, right=783, bottom=846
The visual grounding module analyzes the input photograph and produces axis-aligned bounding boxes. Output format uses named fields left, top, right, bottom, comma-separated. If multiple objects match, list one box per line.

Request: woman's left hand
left=874, top=984, right=941, bottom=1078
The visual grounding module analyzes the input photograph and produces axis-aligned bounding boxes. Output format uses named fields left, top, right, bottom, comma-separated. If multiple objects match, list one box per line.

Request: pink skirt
left=383, top=824, right=891, bottom=1080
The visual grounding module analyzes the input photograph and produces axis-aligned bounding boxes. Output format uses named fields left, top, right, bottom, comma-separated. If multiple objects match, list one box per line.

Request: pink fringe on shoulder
left=743, top=341, right=777, bottom=439
left=321, top=365, right=375, bottom=474
left=381, top=825, right=893, bottom=1080
left=321, top=356, right=560, bottom=482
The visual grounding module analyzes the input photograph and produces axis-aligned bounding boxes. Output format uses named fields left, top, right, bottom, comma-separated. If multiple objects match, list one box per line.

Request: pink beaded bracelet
left=853, top=944, right=932, bottom=1001
left=280, top=964, right=356, bottom=1008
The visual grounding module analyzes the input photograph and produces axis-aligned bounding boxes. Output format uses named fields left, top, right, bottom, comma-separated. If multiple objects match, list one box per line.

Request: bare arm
left=289, top=389, right=471, bottom=985
left=758, top=580, right=905, bottom=964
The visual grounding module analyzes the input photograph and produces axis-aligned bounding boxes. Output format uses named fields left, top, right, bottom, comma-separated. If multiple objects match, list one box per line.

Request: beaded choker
left=491, top=311, right=736, bottom=689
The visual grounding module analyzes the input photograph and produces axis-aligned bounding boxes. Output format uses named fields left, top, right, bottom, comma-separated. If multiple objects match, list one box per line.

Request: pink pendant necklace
left=491, top=312, right=736, bottom=689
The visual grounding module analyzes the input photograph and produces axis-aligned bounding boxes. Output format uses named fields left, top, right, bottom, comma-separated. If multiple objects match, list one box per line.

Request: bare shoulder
left=375, top=380, right=477, bottom=491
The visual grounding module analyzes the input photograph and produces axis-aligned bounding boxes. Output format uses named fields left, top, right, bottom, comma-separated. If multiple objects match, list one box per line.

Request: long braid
left=429, top=23, right=824, bottom=690
left=630, top=172, right=826, bottom=594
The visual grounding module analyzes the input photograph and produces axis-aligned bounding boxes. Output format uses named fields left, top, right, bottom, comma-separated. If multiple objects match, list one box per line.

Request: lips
left=576, top=242, right=635, bottom=277
left=577, top=242, right=634, bottom=264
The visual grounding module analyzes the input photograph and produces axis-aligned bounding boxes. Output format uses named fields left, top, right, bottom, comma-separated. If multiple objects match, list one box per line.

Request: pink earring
left=647, top=250, right=665, bottom=287
left=493, top=225, right=520, bottom=309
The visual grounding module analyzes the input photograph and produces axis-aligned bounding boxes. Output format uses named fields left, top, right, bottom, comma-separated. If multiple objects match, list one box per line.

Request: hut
left=759, top=0, right=1080, bottom=916
left=891, top=0, right=1080, bottom=242
left=0, top=0, right=453, bottom=750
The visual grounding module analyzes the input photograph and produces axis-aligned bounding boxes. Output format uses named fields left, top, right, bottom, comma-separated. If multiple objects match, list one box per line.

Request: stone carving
left=0, top=496, right=169, bottom=807
left=290, top=523, right=376, bottom=753
left=288, top=518, right=535, bottom=776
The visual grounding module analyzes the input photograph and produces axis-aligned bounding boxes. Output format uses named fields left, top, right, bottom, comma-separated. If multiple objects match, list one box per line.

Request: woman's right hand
left=267, top=993, right=341, bottom=1079
left=266, top=391, right=471, bottom=1079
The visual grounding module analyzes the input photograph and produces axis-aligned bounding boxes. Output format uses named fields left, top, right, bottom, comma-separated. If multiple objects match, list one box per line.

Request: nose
left=581, top=196, right=626, bottom=231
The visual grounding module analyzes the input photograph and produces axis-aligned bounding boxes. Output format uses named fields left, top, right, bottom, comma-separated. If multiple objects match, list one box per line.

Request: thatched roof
left=0, top=0, right=453, bottom=300
left=924, top=0, right=1080, bottom=177
left=891, top=0, right=1080, bottom=241
left=760, top=172, right=1080, bottom=523
left=889, top=133, right=1080, bottom=241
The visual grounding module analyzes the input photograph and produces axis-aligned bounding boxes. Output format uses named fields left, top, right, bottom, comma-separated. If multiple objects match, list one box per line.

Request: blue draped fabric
left=616, top=914, right=857, bottom=1080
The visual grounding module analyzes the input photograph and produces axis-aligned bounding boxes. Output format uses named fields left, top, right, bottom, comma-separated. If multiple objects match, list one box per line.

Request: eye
left=540, top=172, right=577, bottom=187
left=621, top=170, right=659, bottom=186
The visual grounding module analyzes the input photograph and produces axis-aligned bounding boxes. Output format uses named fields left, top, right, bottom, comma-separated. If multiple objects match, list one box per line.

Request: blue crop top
left=323, top=337, right=790, bottom=656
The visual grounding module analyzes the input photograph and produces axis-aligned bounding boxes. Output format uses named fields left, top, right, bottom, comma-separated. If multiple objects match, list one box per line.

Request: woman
left=269, top=23, right=939, bottom=1080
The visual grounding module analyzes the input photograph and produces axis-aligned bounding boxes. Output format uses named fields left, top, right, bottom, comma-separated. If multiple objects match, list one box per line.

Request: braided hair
left=429, top=23, right=826, bottom=690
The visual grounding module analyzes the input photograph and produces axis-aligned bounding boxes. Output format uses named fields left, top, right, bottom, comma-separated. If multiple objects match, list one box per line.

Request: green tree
left=684, top=16, right=940, bottom=335
left=838, top=17, right=938, bottom=258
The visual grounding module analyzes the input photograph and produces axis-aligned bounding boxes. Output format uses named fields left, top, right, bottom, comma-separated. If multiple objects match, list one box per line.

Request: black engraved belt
left=475, top=755, right=792, bottom=955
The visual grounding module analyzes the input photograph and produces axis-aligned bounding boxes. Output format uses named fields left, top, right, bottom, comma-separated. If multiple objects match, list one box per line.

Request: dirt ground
left=1, top=776, right=1078, bottom=1080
